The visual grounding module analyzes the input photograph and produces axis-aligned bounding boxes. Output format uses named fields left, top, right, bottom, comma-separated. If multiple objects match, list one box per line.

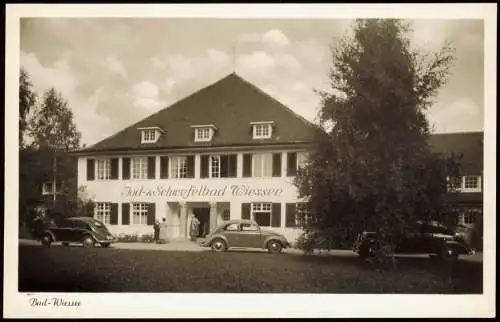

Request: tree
left=19, top=68, right=37, bottom=148
left=20, top=87, right=83, bottom=232
left=28, top=87, right=82, bottom=150
left=294, top=19, right=459, bottom=265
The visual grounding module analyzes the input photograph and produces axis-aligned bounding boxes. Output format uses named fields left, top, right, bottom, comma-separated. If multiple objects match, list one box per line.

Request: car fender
left=42, top=229, right=56, bottom=242
left=443, top=240, right=470, bottom=254
left=207, top=234, right=229, bottom=246
left=262, top=236, right=287, bottom=249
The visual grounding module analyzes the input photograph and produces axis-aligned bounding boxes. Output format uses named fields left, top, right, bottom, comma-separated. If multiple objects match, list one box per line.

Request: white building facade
left=75, top=74, right=315, bottom=243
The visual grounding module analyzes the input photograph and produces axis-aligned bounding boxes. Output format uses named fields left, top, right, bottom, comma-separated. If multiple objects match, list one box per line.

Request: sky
left=20, top=18, right=485, bottom=146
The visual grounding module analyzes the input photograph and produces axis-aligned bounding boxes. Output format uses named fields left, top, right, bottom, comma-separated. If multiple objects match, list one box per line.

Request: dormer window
left=191, top=124, right=217, bottom=142
left=138, top=127, right=164, bottom=144
left=250, top=121, right=274, bottom=139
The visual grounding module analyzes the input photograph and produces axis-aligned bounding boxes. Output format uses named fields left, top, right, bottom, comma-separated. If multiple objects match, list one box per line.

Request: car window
left=224, top=223, right=239, bottom=231
left=241, top=223, right=259, bottom=232
left=427, top=224, right=452, bottom=235
left=56, top=219, right=72, bottom=228
left=89, top=219, right=104, bottom=228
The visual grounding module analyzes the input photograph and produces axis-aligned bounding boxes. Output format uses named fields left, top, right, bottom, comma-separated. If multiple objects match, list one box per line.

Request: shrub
left=140, top=234, right=155, bottom=243
left=117, top=234, right=139, bottom=243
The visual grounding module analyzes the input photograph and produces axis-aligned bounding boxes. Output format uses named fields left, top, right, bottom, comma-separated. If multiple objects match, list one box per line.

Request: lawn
left=18, top=245, right=482, bottom=293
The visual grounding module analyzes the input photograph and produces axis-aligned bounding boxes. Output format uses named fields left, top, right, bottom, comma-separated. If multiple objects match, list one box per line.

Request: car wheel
left=82, top=236, right=96, bottom=248
left=359, top=245, right=377, bottom=260
left=41, top=234, right=52, bottom=247
left=211, top=239, right=227, bottom=252
left=101, top=243, right=111, bottom=248
left=440, top=248, right=459, bottom=262
left=267, top=240, right=283, bottom=254
left=62, top=242, right=69, bottom=247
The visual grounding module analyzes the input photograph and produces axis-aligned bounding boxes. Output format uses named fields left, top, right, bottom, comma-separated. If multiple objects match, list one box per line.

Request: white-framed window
left=464, top=176, right=480, bottom=190
left=94, top=202, right=111, bottom=224
left=42, top=182, right=55, bottom=195
left=171, top=156, right=188, bottom=178
left=209, top=155, right=221, bottom=178
left=296, top=202, right=312, bottom=227
left=447, top=175, right=482, bottom=193
left=297, top=152, right=309, bottom=169
left=196, top=128, right=211, bottom=141
left=96, top=159, right=111, bottom=180
left=252, top=203, right=272, bottom=227
left=141, top=128, right=157, bottom=143
left=222, top=209, right=230, bottom=221
left=459, top=209, right=481, bottom=225
left=463, top=212, right=477, bottom=225
left=252, top=153, right=273, bottom=177
left=131, top=157, right=148, bottom=179
left=252, top=124, right=272, bottom=139
left=132, top=203, right=149, bottom=225
left=451, top=176, right=482, bottom=193
left=192, top=124, right=216, bottom=142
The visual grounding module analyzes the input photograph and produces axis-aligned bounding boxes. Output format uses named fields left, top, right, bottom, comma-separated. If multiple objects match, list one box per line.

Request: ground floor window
left=94, top=202, right=111, bottom=224
left=252, top=203, right=272, bottom=227
left=460, top=209, right=481, bottom=225
left=132, top=203, right=149, bottom=225
left=222, top=209, right=230, bottom=221
left=295, top=202, right=312, bottom=227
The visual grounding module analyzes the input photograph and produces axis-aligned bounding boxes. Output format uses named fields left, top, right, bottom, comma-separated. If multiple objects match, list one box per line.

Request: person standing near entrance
left=159, top=217, right=168, bottom=244
left=153, top=219, right=160, bottom=244
left=190, top=214, right=200, bottom=241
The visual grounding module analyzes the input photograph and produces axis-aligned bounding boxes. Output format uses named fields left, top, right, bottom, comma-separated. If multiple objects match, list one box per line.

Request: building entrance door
left=192, top=207, right=210, bottom=237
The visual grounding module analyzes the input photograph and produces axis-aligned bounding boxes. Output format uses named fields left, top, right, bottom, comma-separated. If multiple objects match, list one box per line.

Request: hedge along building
left=73, top=73, right=315, bottom=241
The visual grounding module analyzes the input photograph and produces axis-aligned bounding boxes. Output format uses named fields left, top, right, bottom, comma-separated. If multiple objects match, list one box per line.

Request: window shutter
left=122, top=157, right=131, bottom=180
left=147, top=203, right=156, bottom=226
left=201, top=155, right=209, bottom=178
left=271, top=203, right=281, bottom=228
left=229, top=154, right=237, bottom=178
left=110, top=203, right=118, bottom=225
left=147, top=156, right=156, bottom=179
left=160, top=156, right=169, bottom=179
left=87, top=159, right=95, bottom=181
left=243, top=154, right=252, bottom=177
left=241, top=203, right=250, bottom=220
left=272, top=153, right=282, bottom=177
left=287, top=152, right=297, bottom=177
left=110, top=158, right=119, bottom=179
left=220, top=155, right=228, bottom=178
left=285, top=203, right=297, bottom=227
left=122, top=203, right=130, bottom=225
left=186, top=155, right=195, bottom=178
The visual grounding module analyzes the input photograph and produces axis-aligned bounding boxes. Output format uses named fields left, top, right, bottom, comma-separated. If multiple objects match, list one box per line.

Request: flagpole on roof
left=232, top=43, right=236, bottom=74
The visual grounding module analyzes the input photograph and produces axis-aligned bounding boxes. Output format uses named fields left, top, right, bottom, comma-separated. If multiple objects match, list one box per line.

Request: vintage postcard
left=4, top=3, right=496, bottom=319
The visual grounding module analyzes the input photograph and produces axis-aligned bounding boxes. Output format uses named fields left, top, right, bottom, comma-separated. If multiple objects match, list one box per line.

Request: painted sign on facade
left=122, top=184, right=284, bottom=199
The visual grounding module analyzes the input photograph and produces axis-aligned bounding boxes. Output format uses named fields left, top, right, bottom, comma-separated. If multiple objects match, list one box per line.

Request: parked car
left=38, top=216, right=117, bottom=248
left=199, top=219, right=291, bottom=253
left=352, top=220, right=475, bottom=261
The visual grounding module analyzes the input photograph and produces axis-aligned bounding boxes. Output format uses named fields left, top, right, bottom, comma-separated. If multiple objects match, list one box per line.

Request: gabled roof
left=81, top=73, right=316, bottom=153
left=429, top=131, right=484, bottom=174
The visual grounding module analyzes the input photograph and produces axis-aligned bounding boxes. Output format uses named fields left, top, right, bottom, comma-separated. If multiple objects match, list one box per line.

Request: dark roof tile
left=429, top=131, right=483, bottom=174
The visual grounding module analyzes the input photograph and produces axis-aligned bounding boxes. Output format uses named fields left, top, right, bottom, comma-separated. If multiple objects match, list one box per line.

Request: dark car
left=352, top=220, right=475, bottom=261
left=38, top=217, right=117, bottom=248
left=199, top=219, right=291, bottom=253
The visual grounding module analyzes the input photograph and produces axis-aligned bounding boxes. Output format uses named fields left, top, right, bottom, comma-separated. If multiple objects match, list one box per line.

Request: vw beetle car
left=352, top=220, right=475, bottom=261
left=199, top=219, right=290, bottom=253
left=39, top=216, right=117, bottom=248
